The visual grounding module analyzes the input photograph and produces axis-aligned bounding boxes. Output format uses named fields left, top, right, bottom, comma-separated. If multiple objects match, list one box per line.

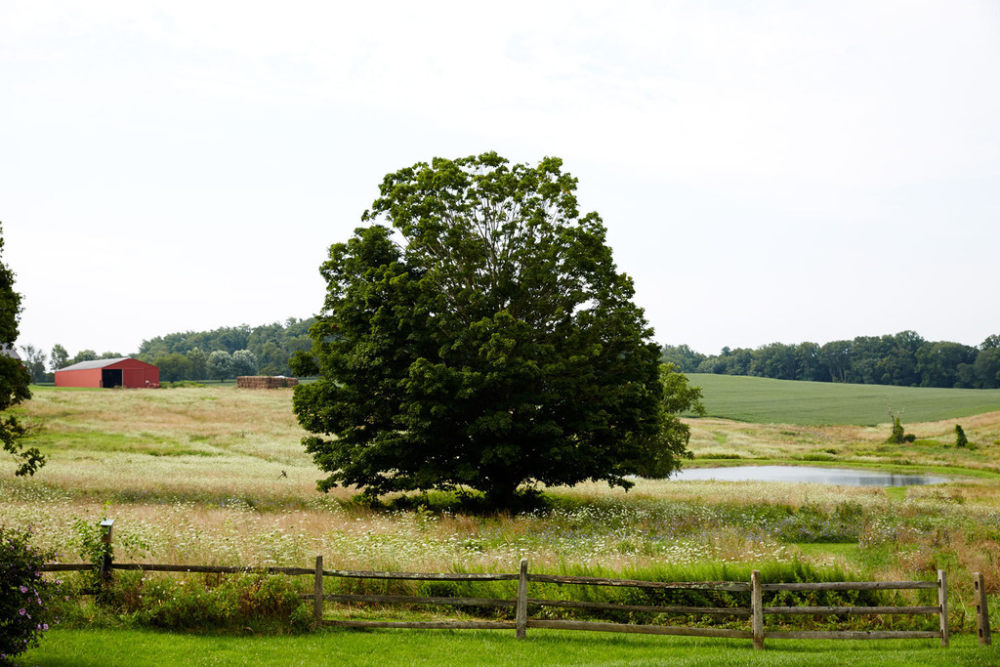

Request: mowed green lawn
left=687, top=374, right=1000, bottom=425
left=21, top=628, right=997, bottom=666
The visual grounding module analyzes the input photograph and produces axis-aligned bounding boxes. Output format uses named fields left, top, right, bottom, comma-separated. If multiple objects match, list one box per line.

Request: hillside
left=688, top=373, right=1000, bottom=425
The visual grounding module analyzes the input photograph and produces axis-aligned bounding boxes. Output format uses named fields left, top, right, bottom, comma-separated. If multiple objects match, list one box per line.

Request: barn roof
left=57, top=357, right=130, bottom=371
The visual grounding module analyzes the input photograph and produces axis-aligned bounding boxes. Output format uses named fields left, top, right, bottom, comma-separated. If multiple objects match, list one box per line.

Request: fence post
left=937, top=569, right=949, bottom=647
left=975, top=572, right=991, bottom=646
left=99, top=518, right=115, bottom=587
left=751, top=570, right=764, bottom=650
left=516, top=558, right=528, bottom=639
left=313, top=555, right=324, bottom=626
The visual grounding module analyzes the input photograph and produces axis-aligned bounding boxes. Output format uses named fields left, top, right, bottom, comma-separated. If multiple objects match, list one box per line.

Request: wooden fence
left=43, top=554, right=993, bottom=650
left=40, top=520, right=992, bottom=650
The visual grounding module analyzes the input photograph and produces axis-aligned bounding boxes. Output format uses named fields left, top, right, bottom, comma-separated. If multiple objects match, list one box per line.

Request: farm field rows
left=4, top=382, right=1000, bottom=648
left=686, top=373, right=1000, bottom=425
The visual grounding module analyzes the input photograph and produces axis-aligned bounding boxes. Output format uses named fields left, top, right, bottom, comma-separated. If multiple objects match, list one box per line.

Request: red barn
left=55, top=357, right=160, bottom=388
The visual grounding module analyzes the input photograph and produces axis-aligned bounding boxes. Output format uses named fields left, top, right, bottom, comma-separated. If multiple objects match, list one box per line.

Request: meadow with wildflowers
left=2, top=384, right=1000, bottom=640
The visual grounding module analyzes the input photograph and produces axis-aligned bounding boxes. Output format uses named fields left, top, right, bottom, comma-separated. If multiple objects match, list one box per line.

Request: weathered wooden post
left=99, top=518, right=114, bottom=586
left=751, top=570, right=764, bottom=650
left=975, top=572, right=991, bottom=646
left=516, top=558, right=528, bottom=639
left=313, top=555, right=324, bottom=626
left=937, top=569, right=949, bottom=647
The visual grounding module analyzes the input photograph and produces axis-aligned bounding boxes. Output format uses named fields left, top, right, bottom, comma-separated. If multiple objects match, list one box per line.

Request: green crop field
left=687, top=374, right=1000, bottom=425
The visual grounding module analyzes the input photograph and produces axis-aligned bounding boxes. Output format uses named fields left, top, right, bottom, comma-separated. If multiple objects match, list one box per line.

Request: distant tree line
left=135, top=318, right=315, bottom=382
left=662, top=331, right=1000, bottom=389
left=19, top=318, right=315, bottom=384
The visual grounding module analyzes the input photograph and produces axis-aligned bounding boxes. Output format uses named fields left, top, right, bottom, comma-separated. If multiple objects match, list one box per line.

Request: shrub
left=59, top=571, right=312, bottom=634
left=887, top=417, right=905, bottom=443
left=800, top=453, right=836, bottom=462
left=955, top=425, right=968, bottom=448
left=1, top=527, right=58, bottom=663
left=886, top=416, right=916, bottom=444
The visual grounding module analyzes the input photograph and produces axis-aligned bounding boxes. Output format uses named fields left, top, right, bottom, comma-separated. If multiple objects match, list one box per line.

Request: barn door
left=102, top=369, right=123, bottom=388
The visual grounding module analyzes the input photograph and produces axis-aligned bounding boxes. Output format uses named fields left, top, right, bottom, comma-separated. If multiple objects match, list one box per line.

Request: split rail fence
left=40, top=519, right=993, bottom=650
left=43, top=556, right=993, bottom=650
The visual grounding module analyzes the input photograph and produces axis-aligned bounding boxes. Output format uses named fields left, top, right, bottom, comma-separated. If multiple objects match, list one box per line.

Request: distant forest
left=662, top=331, right=1000, bottom=389
left=135, top=318, right=315, bottom=381
left=33, top=323, right=1000, bottom=390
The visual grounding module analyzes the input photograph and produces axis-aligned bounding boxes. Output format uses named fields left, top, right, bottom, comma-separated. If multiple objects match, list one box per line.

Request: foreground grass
left=687, top=374, right=1000, bottom=425
left=21, top=628, right=998, bottom=666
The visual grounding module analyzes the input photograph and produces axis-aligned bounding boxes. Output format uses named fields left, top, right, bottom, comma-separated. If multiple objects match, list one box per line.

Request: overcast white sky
left=2, top=1, right=998, bottom=359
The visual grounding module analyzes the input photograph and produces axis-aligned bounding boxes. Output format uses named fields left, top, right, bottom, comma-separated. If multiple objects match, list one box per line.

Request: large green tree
left=153, top=352, right=194, bottom=382
left=207, top=350, right=232, bottom=381
left=0, top=224, right=43, bottom=475
left=293, top=153, right=700, bottom=506
left=231, top=349, right=259, bottom=377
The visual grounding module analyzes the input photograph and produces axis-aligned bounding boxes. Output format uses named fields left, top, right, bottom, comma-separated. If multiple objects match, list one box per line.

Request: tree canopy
left=0, top=224, right=43, bottom=476
left=19, top=344, right=47, bottom=383
left=207, top=350, right=232, bottom=382
left=49, top=344, right=69, bottom=372
left=685, top=330, right=1000, bottom=389
left=137, top=318, right=313, bottom=377
left=292, top=153, right=701, bottom=506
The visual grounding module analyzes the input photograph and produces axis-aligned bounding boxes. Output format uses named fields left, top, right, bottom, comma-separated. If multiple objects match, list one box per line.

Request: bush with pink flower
left=1, top=527, right=57, bottom=663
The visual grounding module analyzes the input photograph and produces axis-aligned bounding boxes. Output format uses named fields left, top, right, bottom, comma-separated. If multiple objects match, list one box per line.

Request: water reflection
left=671, top=465, right=945, bottom=486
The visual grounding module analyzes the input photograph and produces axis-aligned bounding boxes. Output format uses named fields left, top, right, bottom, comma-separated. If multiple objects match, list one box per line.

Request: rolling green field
left=687, top=374, right=1000, bottom=425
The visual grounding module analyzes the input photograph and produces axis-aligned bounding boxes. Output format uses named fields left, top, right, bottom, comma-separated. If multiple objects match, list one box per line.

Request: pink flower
left=18, top=608, right=26, bottom=615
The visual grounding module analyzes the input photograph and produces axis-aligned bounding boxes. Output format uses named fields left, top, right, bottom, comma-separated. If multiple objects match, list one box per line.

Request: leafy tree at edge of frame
left=0, top=222, right=44, bottom=476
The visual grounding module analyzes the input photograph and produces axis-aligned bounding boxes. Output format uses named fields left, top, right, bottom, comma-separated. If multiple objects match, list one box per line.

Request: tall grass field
left=4, top=382, right=1000, bottom=660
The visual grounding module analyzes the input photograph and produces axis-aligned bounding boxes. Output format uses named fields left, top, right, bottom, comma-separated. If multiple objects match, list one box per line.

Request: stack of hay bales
left=236, top=376, right=299, bottom=389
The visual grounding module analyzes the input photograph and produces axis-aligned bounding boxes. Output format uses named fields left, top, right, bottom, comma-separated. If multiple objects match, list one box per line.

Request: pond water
left=671, top=465, right=946, bottom=487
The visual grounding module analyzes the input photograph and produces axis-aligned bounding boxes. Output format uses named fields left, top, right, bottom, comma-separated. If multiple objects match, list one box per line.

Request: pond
left=671, top=465, right=946, bottom=487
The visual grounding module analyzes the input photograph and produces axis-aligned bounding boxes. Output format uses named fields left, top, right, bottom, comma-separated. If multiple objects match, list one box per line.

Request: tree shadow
left=350, top=487, right=554, bottom=516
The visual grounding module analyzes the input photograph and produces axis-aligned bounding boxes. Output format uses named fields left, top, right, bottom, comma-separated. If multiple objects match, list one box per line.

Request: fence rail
left=525, top=573, right=751, bottom=591
left=44, top=557, right=982, bottom=650
left=42, top=521, right=993, bottom=650
left=761, top=581, right=940, bottom=591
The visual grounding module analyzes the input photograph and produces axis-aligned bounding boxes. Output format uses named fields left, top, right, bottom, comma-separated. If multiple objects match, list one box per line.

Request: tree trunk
left=484, top=480, right=520, bottom=511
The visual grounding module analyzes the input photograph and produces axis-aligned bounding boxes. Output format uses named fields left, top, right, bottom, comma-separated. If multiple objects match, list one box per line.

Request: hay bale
left=237, top=376, right=299, bottom=389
